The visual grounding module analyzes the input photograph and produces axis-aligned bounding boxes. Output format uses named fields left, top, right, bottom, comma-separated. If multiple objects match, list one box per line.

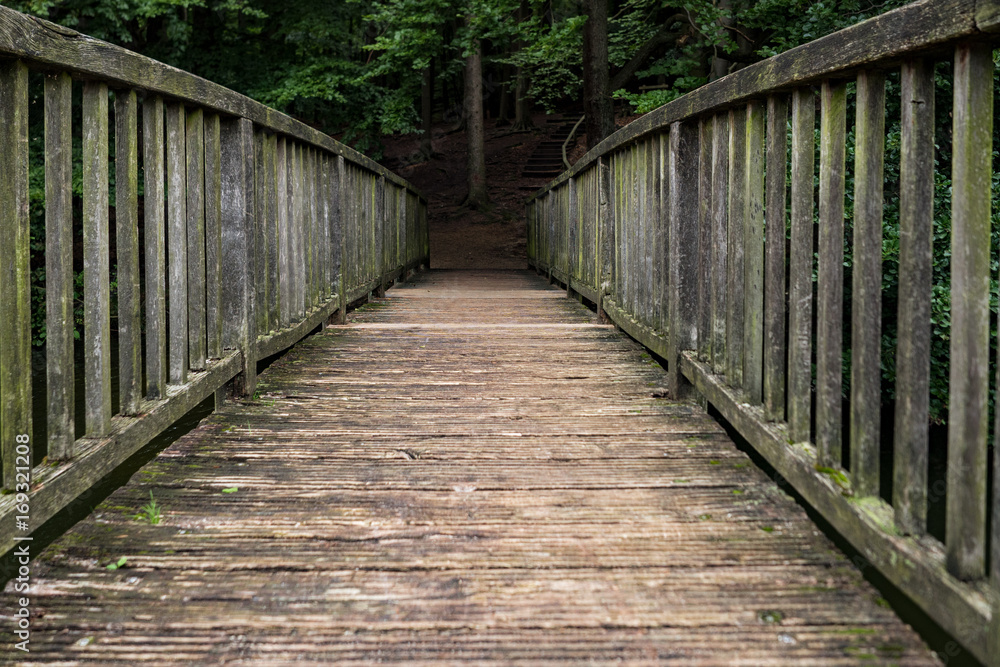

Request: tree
left=581, top=0, right=614, bottom=149
left=462, top=19, right=489, bottom=209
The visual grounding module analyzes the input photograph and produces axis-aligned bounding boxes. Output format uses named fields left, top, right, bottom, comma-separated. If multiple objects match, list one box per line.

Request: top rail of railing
left=0, top=5, right=425, bottom=200
left=528, top=0, right=997, bottom=201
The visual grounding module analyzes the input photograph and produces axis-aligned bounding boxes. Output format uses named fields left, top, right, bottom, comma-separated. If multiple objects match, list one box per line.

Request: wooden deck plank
left=8, top=270, right=935, bottom=664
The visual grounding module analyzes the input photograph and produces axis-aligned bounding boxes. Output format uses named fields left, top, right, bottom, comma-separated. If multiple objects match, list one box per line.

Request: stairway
left=519, top=115, right=582, bottom=183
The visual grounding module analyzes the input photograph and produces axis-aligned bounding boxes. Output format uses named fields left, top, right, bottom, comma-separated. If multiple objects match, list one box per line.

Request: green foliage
left=106, top=556, right=128, bottom=570
left=134, top=491, right=162, bottom=524
left=507, top=14, right=586, bottom=113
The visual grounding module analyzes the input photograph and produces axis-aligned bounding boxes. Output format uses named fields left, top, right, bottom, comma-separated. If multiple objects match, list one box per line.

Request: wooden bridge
left=2, top=0, right=1000, bottom=664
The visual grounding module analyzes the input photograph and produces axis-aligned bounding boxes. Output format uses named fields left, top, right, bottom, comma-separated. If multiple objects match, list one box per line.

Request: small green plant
left=222, top=487, right=238, bottom=494
left=134, top=491, right=162, bottom=524
left=106, top=556, right=127, bottom=570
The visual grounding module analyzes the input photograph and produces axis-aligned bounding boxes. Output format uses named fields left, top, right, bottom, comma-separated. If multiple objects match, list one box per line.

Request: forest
left=6, top=0, right=998, bottom=426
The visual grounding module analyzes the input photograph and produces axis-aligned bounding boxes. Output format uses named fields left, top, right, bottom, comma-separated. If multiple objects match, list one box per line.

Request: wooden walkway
left=14, top=270, right=936, bottom=664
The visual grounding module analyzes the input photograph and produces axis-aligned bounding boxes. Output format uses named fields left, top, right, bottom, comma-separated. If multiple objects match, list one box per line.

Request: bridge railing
left=0, top=7, right=428, bottom=555
left=528, top=0, right=1000, bottom=663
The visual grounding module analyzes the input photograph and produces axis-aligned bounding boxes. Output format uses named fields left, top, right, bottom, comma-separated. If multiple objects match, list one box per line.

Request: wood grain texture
left=696, top=117, right=713, bottom=363
left=166, top=103, right=188, bottom=386
left=44, top=71, right=74, bottom=458
left=849, top=71, right=885, bottom=498
left=205, top=114, right=223, bottom=359
left=83, top=81, right=112, bottom=436
left=0, top=60, right=31, bottom=488
left=186, top=108, right=206, bottom=372
left=743, top=101, right=765, bottom=405
left=710, top=113, right=729, bottom=375
left=947, top=42, right=992, bottom=581
left=816, top=81, right=846, bottom=467
left=143, top=96, right=167, bottom=399
left=11, top=270, right=935, bottom=665
left=726, top=108, right=746, bottom=389
left=763, top=95, right=787, bottom=422
left=115, top=89, right=142, bottom=416
left=787, top=89, right=815, bottom=445
left=894, top=60, right=933, bottom=537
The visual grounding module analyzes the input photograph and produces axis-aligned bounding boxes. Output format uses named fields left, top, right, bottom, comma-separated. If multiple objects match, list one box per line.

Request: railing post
left=115, top=89, right=142, bottom=415
left=221, top=117, right=257, bottom=397
left=597, top=156, right=613, bottom=320
left=567, top=176, right=579, bottom=300
left=45, top=71, right=74, bottom=459
left=376, top=174, right=387, bottom=297
left=696, top=118, right=713, bottom=363
left=83, top=82, right=112, bottom=436
left=667, top=121, right=698, bottom=398
left=763, top=95, right=788, bottom=422
left=948, top=41, right=992, bottom=581
left=334, top=154, right=347, bottom=323
left=0, top=59, right=31, bottom=488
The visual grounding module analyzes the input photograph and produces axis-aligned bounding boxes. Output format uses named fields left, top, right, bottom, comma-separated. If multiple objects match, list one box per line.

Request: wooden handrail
left=527, top=0, right=1000, bottom=664
left=0, top=7, right=429, bottom=561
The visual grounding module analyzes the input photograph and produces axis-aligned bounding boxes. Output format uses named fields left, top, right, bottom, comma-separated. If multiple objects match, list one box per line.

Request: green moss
left=760, top=525, right=774, bottom=533
left=815, top=465, right=850, bottom=490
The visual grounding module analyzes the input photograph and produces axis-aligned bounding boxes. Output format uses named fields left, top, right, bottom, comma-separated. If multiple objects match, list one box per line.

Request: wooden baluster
left=335, top=154, right=346, bottom=323
left=115, top=89, right=142, bottom=414
left=376, top=174, right=386, bottom=295
left=321, top=155, right=332, bottom=298
left=948, top=42, right=992, bottom=581
left=220, top=117, right=257, bottom=396
left=265, top=134, right=279, bottom=328
left=656, top=133, right=667, bottom=333
left=668, top=121, right=699, bottom=398
left=254, top=131, right=268, bottom=334
left=788, top=88, right=815, bottom=444
left=205, top=114, right=222, bottom=358
left=166, top=103, right=187, bottom=385
left=816, top=80, right=846, bottom=466
left=292, top=143, right=304, bottom=319
left=186, top=108, right=206, bottom=371
left=598, top=155, right=613, bottom=319
left=727, top=109, right=746, bottom=387
left=711, top=113, right=729, bottom=374
left=277, top=138, right=290, bottom=328
left=697, top=117, right=713, bottom=363
left=568, top=176, right=578, bottom=291
left=763, top=95, right=788, bottom=422
left=83, top=82, right=112, bottom=435
left=0, top=60, right=31, bottom=486
left=309, top=149, right=319, bottom=306
left=851, top=70, right=886, bottom=497
left=143, top=96, right=167, bottom=398
left=894, top=59, right=934, bottom=536
left=44, top=72, right=74, bottom=458
left=744, top=101, right=765, bottom=404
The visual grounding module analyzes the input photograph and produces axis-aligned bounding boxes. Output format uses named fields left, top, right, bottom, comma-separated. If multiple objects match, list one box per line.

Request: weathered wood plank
left=334, top=154, right=346, bottom=323
left=220, top=117, right=257, bottom=397
left=598, top=156, right=613, bottom=318
left=743, top=101, right=765, bottom=404
left=947, top=42, right=992, bottom=581
left=44, top=71, right=74, bottom=459
left=254, top=131, right=268, bottom=334
left=763, top=95, right=788, bottom=422
left=143, top=95, right=167, bottom=399
left=710, top=113, right=729, bottom=375
left=166, top=103, right=188, bottom=385
left=265, top=134, right=280, bottom=329
left=893, top=59, right=934, bottom=537
left=186, top=107, right=206, bottom=371
left=696, top=117, right=713, bottom=363
left=787, top=88, right=815, bottom=445
left=83, top=81, right=112, bottom=437
left=115, top=89, right=142, bottom=416
left=726, top=108, right=746, bottom=389
left=850, top=71, right=885, bottom=498
left=277, top=138, right=291, bottom=328
left=204, top=114, right=223, bottom=359
left=18, top=269, right=936, bottom=664
left=668, top=121, right=699, bottom=397
left=0, top=60, right=31, bottom=486
left=816, top=80, right=846, bottom=467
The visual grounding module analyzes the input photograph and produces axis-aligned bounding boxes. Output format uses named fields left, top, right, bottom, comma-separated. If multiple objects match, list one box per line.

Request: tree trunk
left=583, top=0, right=614, bottom=150
left=497, top=63, right=511, bottom=126
left=711, top=0, right=733, bottom=80
left=463, top=33, right=489, bottom=209
left=512, top=1, right=534, bottom=131
left=419, top=60, right=435, bottom=159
